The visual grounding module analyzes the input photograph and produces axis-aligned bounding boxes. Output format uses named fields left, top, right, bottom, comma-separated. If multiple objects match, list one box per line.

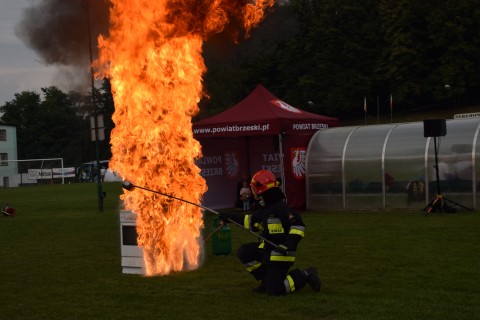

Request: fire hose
left=121, top=180, right=280, bottom=249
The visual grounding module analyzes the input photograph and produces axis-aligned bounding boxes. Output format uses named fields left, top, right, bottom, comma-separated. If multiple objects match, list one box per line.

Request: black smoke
left=14, top=0, right=294, bottom=93
left=15, top=0, right=110, bottom=91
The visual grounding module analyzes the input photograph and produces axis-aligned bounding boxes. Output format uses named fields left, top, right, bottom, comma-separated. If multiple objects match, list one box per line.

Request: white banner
left=454, top=112, right=480, bottom=119
left=52, top=167, right=76, bottom=178
left=28, top=167, right=75, bottom=179
left=28, top=169, right=52, bottom=179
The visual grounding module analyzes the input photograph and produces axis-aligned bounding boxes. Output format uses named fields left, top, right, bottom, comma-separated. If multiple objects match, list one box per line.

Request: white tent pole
left=278, top=134, right=286, bottom=198
left=61, top=158, right=65, bottom=185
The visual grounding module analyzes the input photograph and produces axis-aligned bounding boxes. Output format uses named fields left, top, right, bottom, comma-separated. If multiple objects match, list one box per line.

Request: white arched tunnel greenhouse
left=306, top=118, right=480, bottom=211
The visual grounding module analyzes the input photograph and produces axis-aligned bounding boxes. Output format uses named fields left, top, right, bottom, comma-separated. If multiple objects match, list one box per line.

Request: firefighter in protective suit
left=221, top=170, right=321, bottom=295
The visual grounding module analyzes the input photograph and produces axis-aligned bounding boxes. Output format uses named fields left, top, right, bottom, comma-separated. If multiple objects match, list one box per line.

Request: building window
left=0, top=153, right=8, bottom=166
left=0, top=129, right=6, bottom=141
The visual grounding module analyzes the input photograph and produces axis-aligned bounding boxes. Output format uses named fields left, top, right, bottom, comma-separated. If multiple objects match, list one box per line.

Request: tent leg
left=278, top=134, right=286, bottom=198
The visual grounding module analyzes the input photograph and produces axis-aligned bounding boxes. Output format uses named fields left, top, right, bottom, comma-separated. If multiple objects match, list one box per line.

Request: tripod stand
left=423, top=136, right=472, bottom=214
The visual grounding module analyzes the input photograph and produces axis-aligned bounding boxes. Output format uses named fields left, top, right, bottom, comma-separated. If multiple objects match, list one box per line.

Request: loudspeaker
left=423, top=119, right=446, bottom=137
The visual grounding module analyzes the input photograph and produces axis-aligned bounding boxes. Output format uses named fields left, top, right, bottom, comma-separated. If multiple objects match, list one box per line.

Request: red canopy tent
left=193, top=84, right=339, bottom=210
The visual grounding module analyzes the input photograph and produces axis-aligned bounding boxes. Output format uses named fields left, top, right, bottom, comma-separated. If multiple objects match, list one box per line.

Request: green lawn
left=0, top=183, right=479, bottom=319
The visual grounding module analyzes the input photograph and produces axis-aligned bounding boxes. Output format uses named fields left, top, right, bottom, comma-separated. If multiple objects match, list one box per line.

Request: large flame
left=96, top=0, right=273, bottom=276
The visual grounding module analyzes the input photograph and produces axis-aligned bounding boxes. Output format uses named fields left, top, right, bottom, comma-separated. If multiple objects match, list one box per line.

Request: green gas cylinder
left=211, top=217, right=232, bottom=255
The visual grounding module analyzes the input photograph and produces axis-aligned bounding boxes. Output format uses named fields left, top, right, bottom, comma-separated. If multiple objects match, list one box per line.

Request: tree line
left=0, top=81, right=114, bottom=167
left=201, top=0, right=480, bottom=118
left=2, top=1, right=480, bottom=166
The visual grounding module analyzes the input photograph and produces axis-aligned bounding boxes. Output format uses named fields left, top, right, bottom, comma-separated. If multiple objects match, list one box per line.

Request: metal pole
left=433, top=136, right=441, bottom=195
left=278, top=134, right=286, bottom=194
left=84, top=0, right=103, bottom=211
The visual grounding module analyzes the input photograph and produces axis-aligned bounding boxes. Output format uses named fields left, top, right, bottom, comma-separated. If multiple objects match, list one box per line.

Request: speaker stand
left=423, top=136, right=472, bottom=215
left=424, top=193, right=471, bottom=214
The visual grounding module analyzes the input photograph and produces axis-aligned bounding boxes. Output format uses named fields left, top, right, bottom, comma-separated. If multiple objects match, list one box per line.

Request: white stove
left=119, top=210, right=145, bottom=274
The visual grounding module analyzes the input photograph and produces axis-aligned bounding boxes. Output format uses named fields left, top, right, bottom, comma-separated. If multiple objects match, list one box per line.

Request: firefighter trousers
left=237, top=242, right=307, bottom=295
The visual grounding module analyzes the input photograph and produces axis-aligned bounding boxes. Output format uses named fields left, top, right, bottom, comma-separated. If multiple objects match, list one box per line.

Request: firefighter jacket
left=226, top=193, right=306, bottom=264
left=250, top=199, right=305, bottom=263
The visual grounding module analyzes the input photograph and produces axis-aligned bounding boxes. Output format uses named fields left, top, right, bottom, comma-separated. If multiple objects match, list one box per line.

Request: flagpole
left=364, top=97, right=367, bottom=125
left=390, top=94, right=393, bottom=123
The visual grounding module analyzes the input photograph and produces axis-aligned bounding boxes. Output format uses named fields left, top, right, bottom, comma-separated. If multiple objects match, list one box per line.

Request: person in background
left=100, top=166, right=107, bottom=182
left=221, top=169, right=321, bottom=295
left=235, top=173, right=250, bottom=208
left=239, top=181, right=252, bottom=213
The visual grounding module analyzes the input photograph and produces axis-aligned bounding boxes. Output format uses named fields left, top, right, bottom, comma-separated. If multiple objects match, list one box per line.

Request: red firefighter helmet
left=2, top=205, right=16, bottom=217
left=250, top=170, right=279, bottom=196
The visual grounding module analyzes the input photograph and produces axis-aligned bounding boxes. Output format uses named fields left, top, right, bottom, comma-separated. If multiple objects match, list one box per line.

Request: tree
left=199, top=1, right=480, bottom=120
left=0, top=87, right=90, bottom=166
left=1, top=91, right=42, bottom=160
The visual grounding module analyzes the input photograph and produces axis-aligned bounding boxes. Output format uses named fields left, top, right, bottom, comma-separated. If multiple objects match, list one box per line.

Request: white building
left=0, top=125, right=18, bottom=187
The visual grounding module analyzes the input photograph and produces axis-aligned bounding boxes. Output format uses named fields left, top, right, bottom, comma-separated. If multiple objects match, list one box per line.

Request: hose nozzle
left=122, top=180, right=135, bottom=191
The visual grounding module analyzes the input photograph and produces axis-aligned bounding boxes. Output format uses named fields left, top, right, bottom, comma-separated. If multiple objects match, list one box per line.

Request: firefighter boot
left=304, top=267, right=321, bottom=292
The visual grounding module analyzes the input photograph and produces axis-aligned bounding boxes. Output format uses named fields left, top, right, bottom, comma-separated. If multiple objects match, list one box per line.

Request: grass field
left=0, top=183, right=479, bottom=320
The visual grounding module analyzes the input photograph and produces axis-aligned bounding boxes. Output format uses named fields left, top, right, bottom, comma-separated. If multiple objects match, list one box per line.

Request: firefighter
left=220, top=169, right=321, bottom=295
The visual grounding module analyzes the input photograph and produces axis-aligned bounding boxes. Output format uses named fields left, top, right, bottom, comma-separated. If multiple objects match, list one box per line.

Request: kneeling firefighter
left=220, top=170, right=321, bottom=295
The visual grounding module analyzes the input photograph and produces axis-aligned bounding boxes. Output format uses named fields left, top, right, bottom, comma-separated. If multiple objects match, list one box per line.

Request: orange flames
left=96, top=0, right=273, bottom=276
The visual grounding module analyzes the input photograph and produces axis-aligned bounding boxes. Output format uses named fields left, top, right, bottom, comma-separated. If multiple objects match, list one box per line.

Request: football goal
left=2, top=158, right=70, bottom=187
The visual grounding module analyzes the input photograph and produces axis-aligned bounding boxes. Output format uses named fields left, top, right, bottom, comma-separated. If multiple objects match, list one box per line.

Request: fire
left=96, top=1, right=273, bottom=276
